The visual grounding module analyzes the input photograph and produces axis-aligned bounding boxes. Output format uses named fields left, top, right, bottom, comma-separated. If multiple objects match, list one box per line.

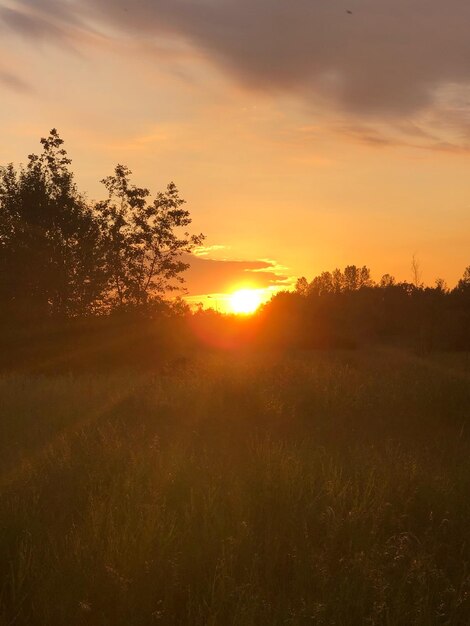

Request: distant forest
left=0, top=131, right=469, bottom=370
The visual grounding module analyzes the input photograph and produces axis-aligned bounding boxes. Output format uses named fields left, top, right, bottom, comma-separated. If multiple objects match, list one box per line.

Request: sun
left=229, top=289, right=262, bottom=315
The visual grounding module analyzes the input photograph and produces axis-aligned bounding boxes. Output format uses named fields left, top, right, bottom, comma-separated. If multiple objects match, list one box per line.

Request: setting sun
left=229, top=289, right=262, bottom=315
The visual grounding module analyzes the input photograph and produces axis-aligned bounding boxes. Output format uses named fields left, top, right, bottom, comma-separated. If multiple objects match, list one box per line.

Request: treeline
left=255, top=265, right=470, bottom=351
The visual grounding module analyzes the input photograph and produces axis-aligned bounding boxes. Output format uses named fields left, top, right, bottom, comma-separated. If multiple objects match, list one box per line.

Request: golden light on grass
left=229, top=289, right=262, bottom=315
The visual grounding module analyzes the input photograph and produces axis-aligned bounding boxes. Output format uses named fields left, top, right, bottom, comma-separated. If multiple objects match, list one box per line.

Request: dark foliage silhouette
left=259, top=265, right=470, bottom=351
left=0, top=129, right=106, bottom=320
left=96, top=164, right=204, bottom=310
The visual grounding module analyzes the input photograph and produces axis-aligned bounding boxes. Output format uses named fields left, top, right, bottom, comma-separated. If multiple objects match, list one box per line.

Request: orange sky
left=1, top=0, right=470, bottom=306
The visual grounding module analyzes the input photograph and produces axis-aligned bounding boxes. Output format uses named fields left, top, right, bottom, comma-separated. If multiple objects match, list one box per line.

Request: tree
left=343, top=265, right=373, bottom=291
left=457, top=266, right=470, bottom=292
left=332, top=268, right=343, bottom=293
left=96, top=165, right=204, bottom=310
left=0, top=129, right=106, bottom=319
left=295, top=276, right=309, bottom=296
left=380, top=274, right=396, bottom=288
left=310, top=271, right=334, bottom=295
left=434, top=278, right=448, bottom=293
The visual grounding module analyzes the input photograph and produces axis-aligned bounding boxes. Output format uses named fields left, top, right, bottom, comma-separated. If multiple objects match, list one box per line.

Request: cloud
left=0, top=69, right=30, bottom=92
left=0, top=5, right=64, bottom=40
left=182, top=254, right=290, bottom=295
left=74, top=0, right=470, bottom=117
left=0, top=0, right=86, bottom=41
left=0, top=0, right=101, bottom=49
left=4, top=0, right=470, bottom=121
left=193, top=244, right=229, bottom=257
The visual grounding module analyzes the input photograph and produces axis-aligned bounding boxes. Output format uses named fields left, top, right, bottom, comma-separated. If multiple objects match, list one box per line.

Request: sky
left=1, top=0, right=470, bottom=309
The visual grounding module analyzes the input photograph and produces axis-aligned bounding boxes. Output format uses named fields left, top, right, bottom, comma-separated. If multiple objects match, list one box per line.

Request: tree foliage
left=0, top=129, right=105, bottom=319
left=0, top=130, right=203, bottom=321
left=96, top=165, right=204, bottom=310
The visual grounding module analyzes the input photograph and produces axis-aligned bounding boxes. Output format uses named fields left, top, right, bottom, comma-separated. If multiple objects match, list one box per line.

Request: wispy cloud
left=193, top=244, right=229, bottom=257
left=0, top=68, right=31, bottom=93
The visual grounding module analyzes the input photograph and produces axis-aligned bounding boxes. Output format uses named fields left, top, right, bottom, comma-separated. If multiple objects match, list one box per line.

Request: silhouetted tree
left=457, top=266, right=470, bottom=293
left=0, top=130, right=105, bottom=320
left=96, top=165, right=204, bottom=311
left=434, top=278, right=448, bottom=293
left=380, top=274, right=396, bottom=288
left=297, top=265, right=373, bottom=296
left=343, top=265, right=373, bottom=291
left=295, top=276, right=309, bottom=296
left=310, top=271, right=334, bottom=295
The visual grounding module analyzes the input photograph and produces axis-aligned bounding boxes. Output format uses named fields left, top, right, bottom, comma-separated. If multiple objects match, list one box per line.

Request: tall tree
left=96, top=165, right=204, bottom=310
left=310, top=271, right=334, bottom=295
left=343, top=265, right=373, bottom=291
left=457, top=266, right=470, bottom=292
left=0, top=130, right=105, bottom=320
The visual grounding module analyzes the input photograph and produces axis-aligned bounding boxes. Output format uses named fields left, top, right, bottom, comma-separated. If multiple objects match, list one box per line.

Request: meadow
left=1, top=349, right=470, bottom=625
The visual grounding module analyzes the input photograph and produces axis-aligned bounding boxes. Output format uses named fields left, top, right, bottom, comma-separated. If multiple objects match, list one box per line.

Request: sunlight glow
left=229, top=289, right=262, bottom=315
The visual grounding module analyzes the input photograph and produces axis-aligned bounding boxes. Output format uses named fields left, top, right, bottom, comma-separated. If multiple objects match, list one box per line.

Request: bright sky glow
left=229, top=289, right=263, bottom=315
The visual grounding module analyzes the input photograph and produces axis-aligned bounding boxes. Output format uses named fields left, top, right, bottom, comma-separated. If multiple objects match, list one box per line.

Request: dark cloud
left=4, top=0, right=470, bottom=116
left=79, top=0, right=470, bottom=115
left=182, top=255, right=289, bottom=295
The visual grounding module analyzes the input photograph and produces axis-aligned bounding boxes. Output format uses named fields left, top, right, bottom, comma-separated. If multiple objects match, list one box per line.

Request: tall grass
left=1, top=349, right=470, bottom=625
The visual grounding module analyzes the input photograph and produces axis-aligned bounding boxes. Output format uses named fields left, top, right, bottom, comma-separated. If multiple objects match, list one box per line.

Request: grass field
left=1, top=349, right=470, bottom=625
